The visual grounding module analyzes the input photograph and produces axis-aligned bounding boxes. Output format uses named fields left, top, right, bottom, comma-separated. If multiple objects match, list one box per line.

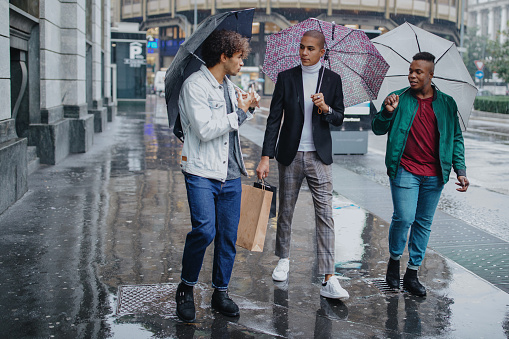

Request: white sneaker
left=272, top=258, right=290, bottom=281
left=320, top=276, right=349, bottom=300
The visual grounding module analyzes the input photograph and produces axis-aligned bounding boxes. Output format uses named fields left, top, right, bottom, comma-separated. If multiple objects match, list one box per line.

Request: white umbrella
left=371, top=22, right=477, bottom=130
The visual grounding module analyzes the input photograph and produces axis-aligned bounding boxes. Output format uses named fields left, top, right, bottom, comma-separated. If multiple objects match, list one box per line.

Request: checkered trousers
left=275, top=151, right=335, bottom=275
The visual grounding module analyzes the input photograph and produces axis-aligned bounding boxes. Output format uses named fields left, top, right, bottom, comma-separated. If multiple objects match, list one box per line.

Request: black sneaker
left=211, top=289, right=240, bottom=317
left=175, top=282, right=196, bottom=322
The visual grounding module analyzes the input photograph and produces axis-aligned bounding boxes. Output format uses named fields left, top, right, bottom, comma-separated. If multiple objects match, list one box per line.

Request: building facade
left=110, top=0, right=465, bottom=95
left=468, top=0, right=509, bottom=42
left=1, top=0, right=116, bottom=215
left=112, top=0, right=465, bottom=68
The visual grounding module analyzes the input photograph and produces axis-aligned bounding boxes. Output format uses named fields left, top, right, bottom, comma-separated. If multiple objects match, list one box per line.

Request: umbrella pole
left=317, top=66, right=325, bottom=114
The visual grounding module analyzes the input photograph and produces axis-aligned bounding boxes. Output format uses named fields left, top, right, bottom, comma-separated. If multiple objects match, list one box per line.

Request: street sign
left=474, top=60, right=484, bottom=70
left=475, top=70, right=484, bottom=79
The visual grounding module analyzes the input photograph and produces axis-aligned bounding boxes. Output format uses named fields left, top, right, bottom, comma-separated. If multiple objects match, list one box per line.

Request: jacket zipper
left=394, top=98, right=419, bottom=176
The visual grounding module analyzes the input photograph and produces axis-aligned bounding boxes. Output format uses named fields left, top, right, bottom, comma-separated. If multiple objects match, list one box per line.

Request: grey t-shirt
left=222, top=81, right=247, bottom=180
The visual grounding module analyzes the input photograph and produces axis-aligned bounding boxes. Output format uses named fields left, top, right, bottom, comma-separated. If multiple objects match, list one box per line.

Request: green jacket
left=371, top=87, right=466, bottom=183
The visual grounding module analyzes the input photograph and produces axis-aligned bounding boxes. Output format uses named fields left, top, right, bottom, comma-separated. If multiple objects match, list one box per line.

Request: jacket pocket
left=208, top=100, right=225, bottom=118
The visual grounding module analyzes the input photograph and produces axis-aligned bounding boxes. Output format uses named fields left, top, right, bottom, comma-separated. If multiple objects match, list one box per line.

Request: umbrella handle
left=318, top=107, right=323, bottom=114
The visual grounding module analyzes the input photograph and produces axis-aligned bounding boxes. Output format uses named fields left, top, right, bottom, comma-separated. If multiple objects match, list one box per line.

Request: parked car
left=476, top=89, right=494, bottom=96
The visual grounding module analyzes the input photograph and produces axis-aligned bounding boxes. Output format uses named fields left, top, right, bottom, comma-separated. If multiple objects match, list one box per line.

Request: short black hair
left=201, top=30, right=251, bottom=68
left=413, top=52, right=435, bottom=63
left=302, top=30, right=325, bottom=49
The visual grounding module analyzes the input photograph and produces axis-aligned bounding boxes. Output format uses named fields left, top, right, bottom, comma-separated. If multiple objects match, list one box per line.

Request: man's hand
left=256, top=156, right=270, bottom=180
left=384, top=94, right=399, bottom=113
left=456, top=176, right=469, bottom=192
left=311, top=93, right=329, bottom=113
left=236, top=87, right=255, bottom=112
left=248, top=85, right=261, bottom=109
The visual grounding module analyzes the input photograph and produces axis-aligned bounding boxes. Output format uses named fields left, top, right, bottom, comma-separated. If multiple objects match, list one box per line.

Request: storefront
left=111, top=26, right=147, bottom=100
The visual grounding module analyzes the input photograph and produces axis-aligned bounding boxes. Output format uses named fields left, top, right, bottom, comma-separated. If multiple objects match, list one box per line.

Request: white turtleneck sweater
left=298, top=62, right=322, bottom=152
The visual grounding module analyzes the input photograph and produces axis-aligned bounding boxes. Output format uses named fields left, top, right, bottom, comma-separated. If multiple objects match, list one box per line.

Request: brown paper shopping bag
left=236, top=184, right=273, bottom=252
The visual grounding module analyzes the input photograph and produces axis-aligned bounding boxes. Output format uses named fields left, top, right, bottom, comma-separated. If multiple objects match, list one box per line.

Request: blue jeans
left=389, top=167, right=444, bottom=269
left=181, top=173, right=242, bottom=290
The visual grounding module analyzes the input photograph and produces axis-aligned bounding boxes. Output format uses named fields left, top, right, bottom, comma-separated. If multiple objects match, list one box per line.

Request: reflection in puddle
left=332, top=194, right=367, bottom=270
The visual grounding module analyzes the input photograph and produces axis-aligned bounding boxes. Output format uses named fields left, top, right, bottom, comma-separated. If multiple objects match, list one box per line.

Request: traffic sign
left=474, top=60, right=484, bottom=70
left=475, top=70, right=484, bottom=79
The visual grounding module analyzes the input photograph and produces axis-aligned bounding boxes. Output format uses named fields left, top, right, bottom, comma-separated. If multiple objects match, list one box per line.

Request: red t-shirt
left=400, top=96, right=442, bottom=177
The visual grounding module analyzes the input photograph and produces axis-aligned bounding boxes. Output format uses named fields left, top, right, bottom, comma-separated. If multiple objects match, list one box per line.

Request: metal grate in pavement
left=365, top=278, right=405, bottom=295
left=116, top=283, right=177, bottom=316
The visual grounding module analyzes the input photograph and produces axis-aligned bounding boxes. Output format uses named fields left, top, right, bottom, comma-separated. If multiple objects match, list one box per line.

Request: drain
left=116, top=283, right=177, bottom=316
left=365, top=278, right=404, bottom=295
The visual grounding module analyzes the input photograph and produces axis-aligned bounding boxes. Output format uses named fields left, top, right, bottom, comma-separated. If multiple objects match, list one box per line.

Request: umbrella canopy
left=164, top=8, right=255, bottom=139
left=371, top=22, right=477, bottom=130
left=262, top=18, right=389, bottom=108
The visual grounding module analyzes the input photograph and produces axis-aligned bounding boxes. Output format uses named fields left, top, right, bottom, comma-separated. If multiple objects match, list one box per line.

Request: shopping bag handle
left=256, top=178, right=274, bottom=190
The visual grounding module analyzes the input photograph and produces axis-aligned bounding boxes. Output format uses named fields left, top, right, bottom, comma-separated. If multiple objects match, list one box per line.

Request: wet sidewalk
left=0, top=96, right=508, bottom=338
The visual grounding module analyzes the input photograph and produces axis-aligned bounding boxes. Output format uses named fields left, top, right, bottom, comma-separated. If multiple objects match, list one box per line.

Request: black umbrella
left=164, top=8, right=255, bottom=141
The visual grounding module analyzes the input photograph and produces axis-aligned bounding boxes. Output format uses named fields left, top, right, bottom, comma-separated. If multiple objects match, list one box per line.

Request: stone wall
left=1, top=0, right=115, bottom=215
left=0, top=0, right=10, bottom=121
left=0, top=0, right=28, bottom=214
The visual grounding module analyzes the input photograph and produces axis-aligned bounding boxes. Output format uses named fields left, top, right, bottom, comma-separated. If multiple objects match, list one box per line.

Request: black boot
left=386, top=258, right=400, bottom=289
left=175, top=282, right=196, bottom=322
left=403, top=268, right=426, bottom=297
left=211, top=289, right=240, bottom=317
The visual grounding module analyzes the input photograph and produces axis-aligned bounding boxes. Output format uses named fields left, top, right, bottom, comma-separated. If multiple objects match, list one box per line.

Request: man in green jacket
left=372, top=52, right=469, bottom=296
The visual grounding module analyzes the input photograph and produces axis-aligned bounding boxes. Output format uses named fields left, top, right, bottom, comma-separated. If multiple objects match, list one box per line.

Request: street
left=0, top=95, right=508, bottom=338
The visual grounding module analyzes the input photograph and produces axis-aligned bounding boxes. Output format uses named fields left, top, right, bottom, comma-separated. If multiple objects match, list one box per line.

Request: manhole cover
left=116, top=283, right=177, bottom=316
left=365, top=278, right=405, bottom=295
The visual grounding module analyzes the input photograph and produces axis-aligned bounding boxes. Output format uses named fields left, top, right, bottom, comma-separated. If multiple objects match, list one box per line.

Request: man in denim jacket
left=175, top=30, right=259, bottom=322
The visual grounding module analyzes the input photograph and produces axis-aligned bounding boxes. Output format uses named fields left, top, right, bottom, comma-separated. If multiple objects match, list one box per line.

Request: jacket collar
left=294, top=66, right=305, bottom=114
left=200, top=64, right=222, bottom=89
left=409, top=85, right=438, bottom=101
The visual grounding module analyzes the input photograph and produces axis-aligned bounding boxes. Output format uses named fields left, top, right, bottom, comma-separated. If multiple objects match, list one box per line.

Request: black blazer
left=261, top=65, right=345, bottom=166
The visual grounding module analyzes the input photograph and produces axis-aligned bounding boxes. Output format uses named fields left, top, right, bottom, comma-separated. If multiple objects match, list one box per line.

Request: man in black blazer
left=256, top=30, right=348, bottom=299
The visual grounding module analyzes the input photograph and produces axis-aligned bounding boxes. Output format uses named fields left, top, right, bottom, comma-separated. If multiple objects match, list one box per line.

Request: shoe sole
left=320, top=291, right=349, bottom=300
left=211, top=303, right=240, bottom=317
left=403, top=285, right=427, bottom=297
left=176, top=309, right=196, bottom=323
left=272, top=275, right=288, bottom=282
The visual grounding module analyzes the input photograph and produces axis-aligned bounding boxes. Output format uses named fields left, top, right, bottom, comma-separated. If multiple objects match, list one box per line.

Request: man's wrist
left=322, top=105, right=332, bottom=115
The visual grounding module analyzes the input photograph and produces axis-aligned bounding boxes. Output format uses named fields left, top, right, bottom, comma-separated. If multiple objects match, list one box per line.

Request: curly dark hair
left=201, top=30, right=251, bottom=68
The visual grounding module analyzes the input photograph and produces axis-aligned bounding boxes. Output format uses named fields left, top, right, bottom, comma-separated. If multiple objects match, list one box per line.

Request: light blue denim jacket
left=178, top=64, right=252, bottom=181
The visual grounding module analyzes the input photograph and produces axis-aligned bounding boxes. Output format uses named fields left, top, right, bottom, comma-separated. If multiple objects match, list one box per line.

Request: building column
left=488, top=7, right=495, bottom=40
left=90, top=0, right=108, bottom=133
left=103, top=0, right=116, bottom=121
left=501, top=6, right=508, bottom=43
left=56, top=0, right=94, bottom=155
left=0, top=1, right=29, bottom=214
left=476, top=10, right=482, bottom=34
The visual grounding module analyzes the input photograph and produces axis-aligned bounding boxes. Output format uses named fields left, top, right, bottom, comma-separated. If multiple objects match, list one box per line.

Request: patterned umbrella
left=262, top=18, right=389, bottom=107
